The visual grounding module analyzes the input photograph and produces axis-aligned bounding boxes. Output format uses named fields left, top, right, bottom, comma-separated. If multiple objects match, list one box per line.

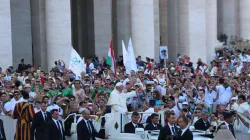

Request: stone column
left=206, top=0, right=217, bottom=63
left=45, top=0, right=72, bottom=69
left=131, top=0, right=160, bottom=61
left=115, top=0, right=131, bottom=56
left=240, top=0, right=250, bottom=40
left=0, top=0, right=13, bottom=70
left=188, top=0, right=207, bottom=62
left=217, top=0, right=240, bottom=38
left=93, top=0, right=112, bottom=58
left=31, top=0, right=47, bottom=70
left=167, top=0, right=180, bottom=62
left=179, top=0, right=189, bottom=57
left=159, top=0, right=168, bottom=46
left=10, top=0, right=32, bottom=68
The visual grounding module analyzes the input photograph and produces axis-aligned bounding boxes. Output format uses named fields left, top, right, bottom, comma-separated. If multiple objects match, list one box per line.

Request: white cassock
left=107, top=89, right=136, bottom=113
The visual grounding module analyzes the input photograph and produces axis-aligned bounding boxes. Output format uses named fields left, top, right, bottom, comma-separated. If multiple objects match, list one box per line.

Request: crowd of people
left=0, top=46, right=250, bottom=140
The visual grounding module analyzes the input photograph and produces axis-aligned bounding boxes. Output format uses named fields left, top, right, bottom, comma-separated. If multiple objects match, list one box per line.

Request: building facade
left=0, top=0, right=249, bottom=71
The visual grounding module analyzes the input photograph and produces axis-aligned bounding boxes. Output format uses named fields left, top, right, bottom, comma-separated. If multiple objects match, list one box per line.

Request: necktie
left=154, top=125, right=158, bottom=130
left=87, top=121, right=92, bottom=134
left=44, top=112, right=47, bottom=121
left=171, top=126, right=175, bottom=135
left=178, top=130, right=182, bottom=137
left=56, top=121, right=63, bottom=140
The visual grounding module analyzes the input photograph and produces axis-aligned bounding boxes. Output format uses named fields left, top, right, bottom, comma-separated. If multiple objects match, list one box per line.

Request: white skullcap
left=115, top=82, right=123, bottom=87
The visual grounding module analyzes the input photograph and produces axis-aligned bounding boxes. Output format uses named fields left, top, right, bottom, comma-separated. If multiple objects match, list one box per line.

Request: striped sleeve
left=26, top=105, right=35, bottom=122
left=12, top=103, right=20, bottom=119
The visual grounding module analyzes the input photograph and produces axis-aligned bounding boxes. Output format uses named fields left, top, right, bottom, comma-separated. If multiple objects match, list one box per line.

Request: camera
left=230, top=110, right=236, bottom=115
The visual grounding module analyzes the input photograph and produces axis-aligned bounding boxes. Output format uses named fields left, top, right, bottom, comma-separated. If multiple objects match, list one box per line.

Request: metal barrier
left=1, top=115, right=250, bottom=140
left=0, top=116, right=16, bottom=140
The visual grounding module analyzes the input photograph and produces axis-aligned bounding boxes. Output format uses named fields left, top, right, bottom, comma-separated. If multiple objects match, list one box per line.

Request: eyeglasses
left=14, top=94, right=20, bottom=96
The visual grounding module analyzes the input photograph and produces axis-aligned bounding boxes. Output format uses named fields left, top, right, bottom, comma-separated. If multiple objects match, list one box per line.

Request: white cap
left=231, top=97, right=238, bottom=101
left=115, top=82, right=123, bottom=87
left=182, top=102, right=188, bottom=105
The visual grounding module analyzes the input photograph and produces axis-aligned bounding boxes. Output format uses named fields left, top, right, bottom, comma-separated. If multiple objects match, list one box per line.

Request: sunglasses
left=14, top=94, right=20, bottom=96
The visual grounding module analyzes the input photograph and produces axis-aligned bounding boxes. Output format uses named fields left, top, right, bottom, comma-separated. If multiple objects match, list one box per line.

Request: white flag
left=69, top=48, right=86, bottom=78
left=122, top=40, right=130, bottom=74
left=127, top=38, right=138, bottom=72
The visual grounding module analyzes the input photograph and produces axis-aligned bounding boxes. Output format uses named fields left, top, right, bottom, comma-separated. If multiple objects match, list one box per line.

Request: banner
left=69, top=48, right=86, bottom=78
left=160, top=46, right=168, bottom=59
left=126, top=38, right=137, bottom=73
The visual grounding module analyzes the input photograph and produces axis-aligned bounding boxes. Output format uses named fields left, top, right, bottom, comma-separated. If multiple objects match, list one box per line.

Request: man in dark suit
left=0, top=119, right=6, bottom=140
left=145, top=113, right=162, bottom=131
left=124, top=112, right=144, bottom=133
left=31, top=102, right=52, bottom=140
left=18, top=59, right=26, bottom=72
left=217, top=111, right=235, bottom=138
left=77, top=109, right=107, bottom=140
left=47, top=109, right=66, bottom=140
left=158, top=112, right=179, bottom=140
left=194, top=111, right=214, bottom=131
left=177, top=116, right=193, bottom=140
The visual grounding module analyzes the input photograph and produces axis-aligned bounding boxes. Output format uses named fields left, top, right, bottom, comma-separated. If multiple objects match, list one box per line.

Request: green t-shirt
left=62, top=88, right=73, bottom=96
left=48, top=89, right=60, bottom=97
left=30, top=85, right=43, bottom=92
left=89, top=87, right=105, bottom=100
left=107, top=89, right=113, bottom=97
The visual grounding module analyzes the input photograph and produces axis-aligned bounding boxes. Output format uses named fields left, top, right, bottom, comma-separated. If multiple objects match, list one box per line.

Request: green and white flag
left=106, top=40, right=116, bottom=74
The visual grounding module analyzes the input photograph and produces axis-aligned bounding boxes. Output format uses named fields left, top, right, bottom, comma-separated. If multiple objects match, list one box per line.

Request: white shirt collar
left=132, top=122, right=137, bottom=127
left=181, top=126, right=189, bottom=136
left=83, top=118, right=89, bottom=123
left=41, top=110, right=46, bottom=114
left=168, top=123, right=174, bottom=127
left=52, top=118, right=58, bottom=124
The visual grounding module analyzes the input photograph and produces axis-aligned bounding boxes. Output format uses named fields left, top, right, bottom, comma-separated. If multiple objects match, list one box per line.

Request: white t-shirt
left=205, top=88, right=217, bottom=105
left=29, top=92, right=36, bottom=98
left=10, top=98, right=23, bottom=111
left=2, top=102, right=12, bottom=115
left=216, top=85, right=232, bottom=104
left=235, top=65, right=243, bottom=73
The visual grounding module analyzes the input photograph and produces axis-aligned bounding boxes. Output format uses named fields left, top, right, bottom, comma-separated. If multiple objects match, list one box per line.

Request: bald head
left=82, top=109, right=90, bottom=120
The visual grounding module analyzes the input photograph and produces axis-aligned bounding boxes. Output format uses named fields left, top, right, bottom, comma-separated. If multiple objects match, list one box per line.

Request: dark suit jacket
left=47, top=119, right=66, bottom=140
left=158, top=124, right=179, bottom=140
left=177, top=128, right=193, bottom=140
left=194, top=118, right=211, bottom=131
left=31, top=111, right=52, bottom=140
left=77, top=119, right=105, bottom=140
left=217, top=122, right=235, bottom=138
left=145, top=123, right=162, bottom=131
left=18, top=63, right=26, bottom=72
left=124, top=122, right=144, bottom=133
left=0, top=119, right=6, bottom=140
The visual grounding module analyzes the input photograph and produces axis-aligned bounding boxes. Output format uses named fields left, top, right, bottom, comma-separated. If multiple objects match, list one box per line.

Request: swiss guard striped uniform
left=12, top=101, right=35, bottom=140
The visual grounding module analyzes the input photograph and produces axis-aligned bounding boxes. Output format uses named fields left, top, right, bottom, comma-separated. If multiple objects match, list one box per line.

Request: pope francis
left=108, top=82, right=138, bottom=113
